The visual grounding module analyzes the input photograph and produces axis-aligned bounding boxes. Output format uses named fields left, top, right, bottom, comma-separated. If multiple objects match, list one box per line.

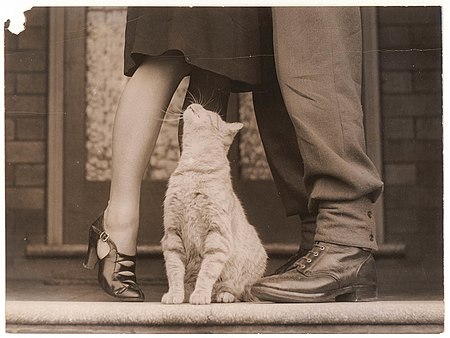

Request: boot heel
left=336, top=285, right=378, bottom=302
left=83, top=227, right=99, bottom=269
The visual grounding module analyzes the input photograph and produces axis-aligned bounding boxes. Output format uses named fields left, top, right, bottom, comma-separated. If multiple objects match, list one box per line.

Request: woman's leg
left=100, top=55, right=191, bottom=256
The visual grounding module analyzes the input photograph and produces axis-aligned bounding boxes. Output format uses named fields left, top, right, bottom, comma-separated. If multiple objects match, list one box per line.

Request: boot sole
left=251, top=284, right=378, bottom=303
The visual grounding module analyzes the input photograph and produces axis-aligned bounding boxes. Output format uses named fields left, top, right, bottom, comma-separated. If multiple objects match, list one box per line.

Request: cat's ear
left=223, top=122, right=243, bottom=147
left=227, top=122, right=244, bottom=134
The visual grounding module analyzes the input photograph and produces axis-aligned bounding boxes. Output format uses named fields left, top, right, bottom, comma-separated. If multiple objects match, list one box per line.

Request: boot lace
left=291, top=243, right=325, bottom=270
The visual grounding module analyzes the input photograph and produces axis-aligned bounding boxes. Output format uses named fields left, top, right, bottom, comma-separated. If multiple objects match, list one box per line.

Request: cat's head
left=183, top=104, right=243, bottom=149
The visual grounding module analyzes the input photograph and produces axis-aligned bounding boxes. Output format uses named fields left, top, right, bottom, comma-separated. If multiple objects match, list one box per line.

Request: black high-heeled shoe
left=83, top=215, right=145, bottom=302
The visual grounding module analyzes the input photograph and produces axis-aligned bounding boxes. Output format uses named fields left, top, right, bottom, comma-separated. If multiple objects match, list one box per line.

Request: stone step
left=6, top=300, right=444, bottom=334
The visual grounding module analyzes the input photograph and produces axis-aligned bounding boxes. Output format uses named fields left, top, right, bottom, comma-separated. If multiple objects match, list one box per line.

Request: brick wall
left=378, top=7, right=442, bottom=263
left=5, top=8, right=49, bottom=259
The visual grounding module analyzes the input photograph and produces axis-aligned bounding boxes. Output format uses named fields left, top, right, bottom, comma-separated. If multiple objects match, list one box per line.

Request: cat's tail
left=241, top=285, right=259, bottom=302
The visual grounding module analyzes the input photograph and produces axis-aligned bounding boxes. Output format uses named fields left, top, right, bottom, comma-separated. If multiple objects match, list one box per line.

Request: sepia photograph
left=3, top=2, right=444, bottom=334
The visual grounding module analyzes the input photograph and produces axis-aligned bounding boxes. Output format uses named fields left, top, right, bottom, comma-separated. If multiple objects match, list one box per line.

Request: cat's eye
left=207, top=115, right=220, bottom=131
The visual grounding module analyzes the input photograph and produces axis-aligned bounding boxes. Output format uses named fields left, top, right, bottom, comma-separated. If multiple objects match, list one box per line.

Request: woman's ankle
left=98, top=205, right=140, bottom=256
left=103, top=204, right=139, bottom=232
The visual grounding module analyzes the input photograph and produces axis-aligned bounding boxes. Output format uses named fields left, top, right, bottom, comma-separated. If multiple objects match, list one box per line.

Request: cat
left=161, top=103, right=267, bottom=305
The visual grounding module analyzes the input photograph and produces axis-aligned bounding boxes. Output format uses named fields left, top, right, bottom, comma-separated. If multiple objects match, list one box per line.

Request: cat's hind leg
left=213, top=283, right=238, bottom=303
left=216, top=291, right=236, bottom=303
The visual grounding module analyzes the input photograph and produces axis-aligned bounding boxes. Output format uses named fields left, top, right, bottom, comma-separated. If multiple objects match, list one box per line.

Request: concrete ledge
left=6, top=300, right=443, bottom=334
left=25, top=242, right=407, bottom=258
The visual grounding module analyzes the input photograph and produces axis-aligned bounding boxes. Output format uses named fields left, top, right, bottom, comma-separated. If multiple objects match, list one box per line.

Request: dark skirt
left=124, top=7, right=272, bottom=92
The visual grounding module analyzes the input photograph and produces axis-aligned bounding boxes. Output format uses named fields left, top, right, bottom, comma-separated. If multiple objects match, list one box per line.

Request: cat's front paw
left=189, top=290, right=212, bottom=305
left=216, top=291, right=236, bottom=303
left=161, top=291, right=184, bottom=304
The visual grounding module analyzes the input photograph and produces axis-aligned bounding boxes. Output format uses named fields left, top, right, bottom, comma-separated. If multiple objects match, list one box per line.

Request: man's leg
left=252, top=10, right=317, bottom=267
left=252, top=7, right=384, bottom=302
left=253, top=82, right=318, bottom=272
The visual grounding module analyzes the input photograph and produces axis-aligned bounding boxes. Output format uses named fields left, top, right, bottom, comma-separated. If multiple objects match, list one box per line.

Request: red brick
left=16, top=73, right=47, bottom=94
left=381, top=94, right=442, bottom=117
left=24, top=7, right=48, bottom=27
left=384, top=186, right=442, bottom=209
left=381, top=71, right=413, bottom=94
left=16, top=117, right=46, bottom=140
left=412, top=50, right=442, bottom=70
left=416, top=117, right=442, bottom=140
left=383, top=117, right=414, bottom=139
left=15, top=164, right=46, bottom=187
left=384, top=140, right=442, bottom=163
left=5, top=118, right=15, bottom=141
left=378, top=26, right=411, bottom=49
left=384, top=208, right=418, bottom=234
left=384, top=164, right=416, bottom=185
left=379, top=51, right=413, bottom=70
left=5, top=163, right=14, bottom=186
left=384, top=186, right=415, bottom=209
left=5, top=94, right=47, bottom=115
left=9, top=209, right=46, bottom=238
left=18, top=27, right=48, bottom=50
left=4, top=30, right=18, bottom=51
left=379, top=50, right=442, bottom=71
left=5, top=142, right=45, bottom=163
left=5, top=73, right=16, bottom=94
left=417, top=161, right=442, bottom=187
left=5, top=51, right=47, bottom=72
left=378, top=7, right=440, bottom=25
left=416, top=208, right=442, bottom=234
left=5, top=187, right=45, bottom=210
left=381, top=50, right=443, bottom=71
left=410, top=25, right=442, bottom=49
left=413, top=71, right=442, bottom=93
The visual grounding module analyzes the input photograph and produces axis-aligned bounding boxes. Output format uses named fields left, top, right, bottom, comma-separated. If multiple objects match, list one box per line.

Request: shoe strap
left=90, top=216, right=118, bottom=252
left=115, top=252, right=138, bottom=284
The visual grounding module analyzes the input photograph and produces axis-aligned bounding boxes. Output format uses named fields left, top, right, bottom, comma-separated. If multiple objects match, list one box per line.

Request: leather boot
left=272, top=248, right=310, bottom=275
left=252, top=242, right=377, bottom=302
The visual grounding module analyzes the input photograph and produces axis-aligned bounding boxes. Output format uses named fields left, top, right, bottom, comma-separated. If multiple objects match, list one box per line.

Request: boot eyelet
left=299, top=264, right=306, bottom=269
left=319, top=246, right=325, bottom=250
left=313, top=252, right=319, bottom=257
left=305, top=271, right=312, bottom=276
left=306, top=258, right=312, bottom=263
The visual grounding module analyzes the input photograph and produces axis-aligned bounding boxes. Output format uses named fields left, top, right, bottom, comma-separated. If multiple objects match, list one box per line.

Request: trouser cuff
left=314, top=196, right=378, bottom=251
left=299, top=215, right=317, bottom=250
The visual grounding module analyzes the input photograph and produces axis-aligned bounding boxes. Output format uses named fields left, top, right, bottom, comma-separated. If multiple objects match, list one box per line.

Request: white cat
left=161, top=103, right=267, bottom=305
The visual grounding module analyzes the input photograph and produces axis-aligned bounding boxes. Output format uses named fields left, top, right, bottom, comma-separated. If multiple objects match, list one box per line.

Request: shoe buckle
left=100, top=231, right=109, bottom=242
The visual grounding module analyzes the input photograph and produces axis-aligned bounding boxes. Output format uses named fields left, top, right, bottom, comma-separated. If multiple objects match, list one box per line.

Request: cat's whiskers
left=185, top=90, right=198, bottom=105
left=150, top=106, right=184, bottom=122
left=163, top=117, right=184, bottom=122
left=151, top=114, right=183, bottom=123
left=166, top=107, right=183, bottom=115
left=196, top=90, right=215, bottom=109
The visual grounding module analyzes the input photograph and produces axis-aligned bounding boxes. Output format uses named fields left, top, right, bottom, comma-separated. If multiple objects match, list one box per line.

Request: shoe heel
left=336, top=285, right=377, bottom=302
left=83, top=227, right=99, bottom=270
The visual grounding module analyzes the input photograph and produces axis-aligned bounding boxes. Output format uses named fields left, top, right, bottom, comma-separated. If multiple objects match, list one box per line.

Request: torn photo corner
left=2, top=2, right=32, bottom=35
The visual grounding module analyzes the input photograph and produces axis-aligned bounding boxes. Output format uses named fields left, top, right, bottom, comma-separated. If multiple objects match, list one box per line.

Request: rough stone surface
left=6, top=300, right=444, bottom=327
